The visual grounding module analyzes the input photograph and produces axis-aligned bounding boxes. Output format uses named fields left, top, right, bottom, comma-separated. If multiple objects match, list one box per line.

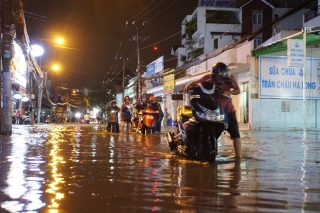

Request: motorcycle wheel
left=199, top=134, right=217, bottom=163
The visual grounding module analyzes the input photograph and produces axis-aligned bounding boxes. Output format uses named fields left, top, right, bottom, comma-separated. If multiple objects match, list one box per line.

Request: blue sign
left=146, top=63, right=155, bottom=77
left=198, top=0, right=235, bottom=7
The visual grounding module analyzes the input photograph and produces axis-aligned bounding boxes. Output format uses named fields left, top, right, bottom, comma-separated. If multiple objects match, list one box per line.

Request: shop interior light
left=13, top=93, right=22, bottom=100
left=21, top=96, right=30, bottom=102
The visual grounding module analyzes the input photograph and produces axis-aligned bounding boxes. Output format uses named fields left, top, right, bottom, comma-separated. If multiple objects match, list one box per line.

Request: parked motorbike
left=165, top=82, right=228, bottom=162
left=138, top=107, right=158, bottom=134
left=106, top=108, right=120, bottom=133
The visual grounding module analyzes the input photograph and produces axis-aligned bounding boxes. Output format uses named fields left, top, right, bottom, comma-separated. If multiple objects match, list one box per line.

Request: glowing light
left=13, top=93, right=22, bottom=99
left=55, top=38, right=64, bottom=44
left=75, top=112, right=81, bottom=118
left=52, top=64, right=60, bottom=71
left=30, top=45, right=44, bottom=57
left=21, top=96, right=30, bottom=102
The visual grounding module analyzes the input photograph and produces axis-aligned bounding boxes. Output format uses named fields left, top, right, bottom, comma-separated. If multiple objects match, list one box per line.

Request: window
left=252, top=12, right=263, bottom=25
left=213, top=38, right=218, bottom=49
left=274, top=13, right=279, bottom=20
left=254, top=39, right=262, bottom=49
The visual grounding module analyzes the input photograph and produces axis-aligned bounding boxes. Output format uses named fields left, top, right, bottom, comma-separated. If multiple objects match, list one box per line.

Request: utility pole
left=130, top=22, right=148, bottom=99
left=136, top=25, right=141, bottom=98
left=29, top=69, right=34, bottom=125
left=37, top=77, right=43, bottom=124
left=122, top=57, right=125, bottom=101
left=0, top=13, right=2, bottom=135
left=1, top=2, right=15, bottom=135
left=1, top=0, right=22, bottom=135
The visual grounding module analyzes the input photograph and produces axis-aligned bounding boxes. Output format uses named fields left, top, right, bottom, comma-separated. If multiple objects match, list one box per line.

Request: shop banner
left=163, top=69, right=175, bottom=94
left=260, top=56, right=320, bottom=99
left=146, top=56, right=164, bottom=77
left=287, top=39, right=305, bottom=67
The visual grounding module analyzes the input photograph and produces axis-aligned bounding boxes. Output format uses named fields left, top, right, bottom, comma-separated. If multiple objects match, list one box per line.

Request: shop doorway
left=242, top=82, right=249, bottom=123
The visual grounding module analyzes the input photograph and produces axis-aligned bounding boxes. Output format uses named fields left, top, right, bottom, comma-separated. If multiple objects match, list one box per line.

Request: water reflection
left=1, top=126, right=320, bottom=212
left=46, top=127, right=66, bottom=211
left=1, top=127, right=46, bottom=212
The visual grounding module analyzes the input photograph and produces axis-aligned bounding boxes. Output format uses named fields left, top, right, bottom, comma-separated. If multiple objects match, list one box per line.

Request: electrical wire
left=126, top=0, right=156, bottom=23
left=135, top=0, right=165, bottom=23
left=144, top=0, right=179, bottom=24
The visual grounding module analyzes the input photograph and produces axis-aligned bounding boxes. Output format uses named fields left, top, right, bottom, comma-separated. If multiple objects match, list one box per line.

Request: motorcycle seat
left=180, top=106, right=192, bottom=119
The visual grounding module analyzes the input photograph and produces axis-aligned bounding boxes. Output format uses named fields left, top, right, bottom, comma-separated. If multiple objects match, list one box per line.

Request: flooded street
left=0, top=124, right=319, bottom=213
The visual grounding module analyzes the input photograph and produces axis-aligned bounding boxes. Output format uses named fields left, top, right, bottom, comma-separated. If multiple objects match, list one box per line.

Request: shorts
left=226, top=112, right=240, bottom=139
left=121, top=117, right=131, bottom=123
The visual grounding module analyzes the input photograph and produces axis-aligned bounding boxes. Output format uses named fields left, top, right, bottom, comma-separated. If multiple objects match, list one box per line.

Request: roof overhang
left=252, top=30, right=320, bottom=57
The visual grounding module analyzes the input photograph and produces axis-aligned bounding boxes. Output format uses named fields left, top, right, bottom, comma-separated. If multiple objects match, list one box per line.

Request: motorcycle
left=165, top=82, right=228, bottom=162
left=138, top=107, right=157, bottom=134
left=106, top=108, right=120, bottom=133
left=131, top=110, right=143, bottom=132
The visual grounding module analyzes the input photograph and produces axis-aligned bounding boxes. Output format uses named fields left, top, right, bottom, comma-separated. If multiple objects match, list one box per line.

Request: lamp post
left=39, top=64, right=60, bottom=124
left=31, top=37, right=63, bottom=124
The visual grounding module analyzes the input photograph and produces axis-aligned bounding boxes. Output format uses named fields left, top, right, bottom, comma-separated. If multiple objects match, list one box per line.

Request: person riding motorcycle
left=133, top=97, right=147, bottom=113
left=149, top=96, right=163, bottom=133
left=182, top=62, right=242, bottom=159
left=106, top=100, right=120, bottom=132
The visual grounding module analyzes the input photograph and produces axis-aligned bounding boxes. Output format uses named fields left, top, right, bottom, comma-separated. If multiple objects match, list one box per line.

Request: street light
left=30, top=44, right=44, bottom=57
left=55, top=38, right=64, bottom=45
left=30, top=37, right=64, bottom=124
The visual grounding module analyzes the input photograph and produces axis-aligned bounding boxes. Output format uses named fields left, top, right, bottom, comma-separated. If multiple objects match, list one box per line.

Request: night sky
left=21, top=0, right=198, bottom=89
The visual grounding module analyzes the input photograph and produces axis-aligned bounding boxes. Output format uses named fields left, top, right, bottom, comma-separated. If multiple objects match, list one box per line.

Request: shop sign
left=146, top=56, right=164, bottom=77
left=260, top=56, right=320, bottom=99
left=163, top=69, right=175, bottom=94
left=287, top=39, right=304, bottom=67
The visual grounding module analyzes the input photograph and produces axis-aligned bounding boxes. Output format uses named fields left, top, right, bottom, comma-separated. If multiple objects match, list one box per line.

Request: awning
left=252, top=31, right=320, bottom=57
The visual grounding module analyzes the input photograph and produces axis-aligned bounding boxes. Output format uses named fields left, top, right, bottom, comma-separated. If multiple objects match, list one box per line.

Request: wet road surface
left=0, top=124, right=319, bottom=213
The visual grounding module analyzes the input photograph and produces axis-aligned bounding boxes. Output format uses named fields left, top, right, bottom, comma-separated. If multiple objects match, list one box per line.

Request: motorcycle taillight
left=145, top=115, right=154, bottom=120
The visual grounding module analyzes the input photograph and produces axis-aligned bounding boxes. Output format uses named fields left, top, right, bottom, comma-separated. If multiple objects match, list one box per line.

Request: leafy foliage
left=87, top=83, right=115, bottom=109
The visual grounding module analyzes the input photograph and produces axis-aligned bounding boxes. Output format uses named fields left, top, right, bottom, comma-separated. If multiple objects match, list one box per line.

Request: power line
left=135, top=0, right=165, bottom=23
left=126, top=0, right=156, bottom=23
left=144, top=0, right=179, bottom=24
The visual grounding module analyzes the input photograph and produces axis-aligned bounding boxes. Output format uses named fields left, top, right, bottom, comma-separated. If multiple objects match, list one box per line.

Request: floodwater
left=0, top=124, right=319, bottom=213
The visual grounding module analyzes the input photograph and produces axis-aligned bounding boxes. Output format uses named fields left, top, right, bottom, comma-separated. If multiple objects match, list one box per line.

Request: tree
left=87, top=83, right=115, bottom=108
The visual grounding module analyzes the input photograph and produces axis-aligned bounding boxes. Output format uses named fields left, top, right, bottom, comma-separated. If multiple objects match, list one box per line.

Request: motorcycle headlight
left=196, top=110, right=225, bottom=121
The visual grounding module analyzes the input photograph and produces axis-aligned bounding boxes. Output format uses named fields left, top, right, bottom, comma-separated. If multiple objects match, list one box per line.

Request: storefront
left=251, top=31, right=320, bottom=130
left=11, top=40, right=29, bottom=116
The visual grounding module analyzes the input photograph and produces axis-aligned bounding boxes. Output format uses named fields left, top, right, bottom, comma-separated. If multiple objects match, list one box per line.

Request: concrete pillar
left=1, top=31, right=13, bottom=135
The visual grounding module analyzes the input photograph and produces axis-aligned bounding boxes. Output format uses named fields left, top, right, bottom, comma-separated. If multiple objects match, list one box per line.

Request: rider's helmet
left=138, top=97, right=143, bottom=102
left=211, top=62, right=231, bottom=84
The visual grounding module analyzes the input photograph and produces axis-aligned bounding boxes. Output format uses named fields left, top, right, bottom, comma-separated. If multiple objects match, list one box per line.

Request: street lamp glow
left=52, top=64, right=60, bottom=71
left=30, top=45, right=44, bottom=57
left=55, top=38, right=64, bottom=44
